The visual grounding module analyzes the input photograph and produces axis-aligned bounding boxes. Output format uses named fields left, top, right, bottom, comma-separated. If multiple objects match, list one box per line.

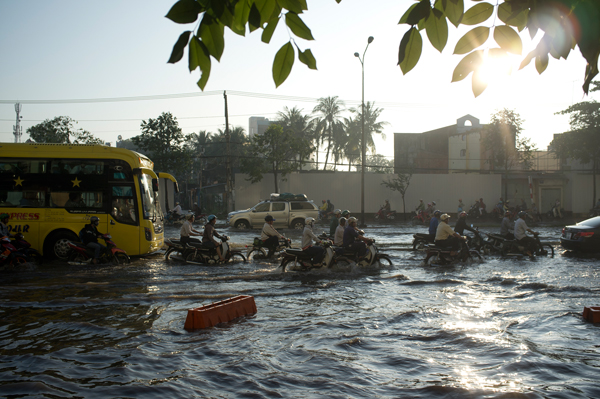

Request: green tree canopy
left=167, top=0, right=599, bottom=96
left=27, top=116, right=102, bottom=144
left=381, top=171, right=413, bottom=219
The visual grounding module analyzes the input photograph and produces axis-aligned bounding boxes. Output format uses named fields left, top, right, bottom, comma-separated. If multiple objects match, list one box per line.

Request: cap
left=440, top=214, right=450, bottom=221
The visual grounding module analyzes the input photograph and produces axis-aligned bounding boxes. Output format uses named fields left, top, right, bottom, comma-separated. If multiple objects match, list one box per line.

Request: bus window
left=0, top=159, right=47, bottom=174
left=49, top=191, right=105, bottom=210
left=51, top=160, right=104, bottom=175
left=138, top=174, right=159, bottom=221
left=9, top=191, right=46, bottom=208
left=111, top=186, right=137, bottom=225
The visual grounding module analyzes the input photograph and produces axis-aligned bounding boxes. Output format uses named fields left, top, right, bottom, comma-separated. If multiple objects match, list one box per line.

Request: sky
left=1, top=0, right=599, bottom=161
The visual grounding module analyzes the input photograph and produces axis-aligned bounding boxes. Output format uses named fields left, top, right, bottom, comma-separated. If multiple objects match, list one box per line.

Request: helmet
left=175, top=202, right=180, bottom=205
left=305, top=217, right=315, bottom=225
left=434, top=210, right=441, bottom=216
left=432, top=201, right=437, bottom=205
left=518, top=211, right=527, bottom=218
left=505, top=210, right=511, bottom=216
left=207, top=214, right=217, bottom=222
left=1, top=236, right=9, bottom=243
left=459, top=198, right=462, bottom=201
left=0, top=213, right=9, bottom=220
left=322, top=199, right=326, bottom=203
left=339, top=217, right=346, bottom=224
left=265, top=215, right=275, bottom=222
left=385, top=199, right=389, bottom=202
left=90, top=216, right=100, bottom=224
left=459, top=211, right=467, bottom=217
left=420, top=199, right=423, bottom=201
left=341, top=210, right=350, bottom=217
left=348, top=216, right=358, bottom=224
left=15, top=233, right=24, bottom=240
left=186, top=213, right=195, bottom=220
left=427, top=203, right=431, bottom=206
left=333, top=209, right=341, bottom=215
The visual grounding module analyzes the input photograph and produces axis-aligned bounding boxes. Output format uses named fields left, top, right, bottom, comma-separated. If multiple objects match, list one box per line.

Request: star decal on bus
left=14, top=176, right=24, bottom=186
left=71, top=177, right=82, bottom=187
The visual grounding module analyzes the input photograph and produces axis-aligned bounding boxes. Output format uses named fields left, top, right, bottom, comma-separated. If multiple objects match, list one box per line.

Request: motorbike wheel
left=229, top=253, right=247, bottom=263
left=374, top=214, right=380, bottom=220
left=412, top=239, right=426, bottom=251
left=113, top=252, right=130, bottom=265
left=388, top=215, right=395, bottom=220
left=247, top=248, right=267, bottom=261
left=281, top=258, right=301, bottom=272
left=185, top=252, right=200, bottom=263
left=468, top=250, right=483, bottom=262
left=11, top=256, right=28, bottom=266
left=164, top=247, right=176, bottom=260
left=68, top=252, right=88, bottom=264
left=376, top=254, right=393, bottom=267
left=538, top=244, right=554, bottom=257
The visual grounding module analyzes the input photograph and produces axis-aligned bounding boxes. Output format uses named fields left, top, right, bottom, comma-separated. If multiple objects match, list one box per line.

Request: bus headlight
left=144, top=227, right=152, bottom=241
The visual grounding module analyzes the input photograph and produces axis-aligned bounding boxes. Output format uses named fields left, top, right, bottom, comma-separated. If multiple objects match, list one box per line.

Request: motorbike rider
left=180, top=213, right=202, bottom=246
left=425, top=202, right=433, bottom=215
left=202, top=215, right=226, bottom=262
left=334, top=217, right=346, bottom=246
left=343, top=216, right=371, bottom=258
left=0, top=213, right=14, bottom=238
left=479, top=198, right=486, bottom=217
left=319, top=200, right=328, bottom=218
left=553, top=199, right=562, bottom=218
left=261, top=215, right=286, bottom=258
left=80, top=216, right=105, bottom=264
left=457, top=199, right=464, bottom=213
left=514, top=211, right=539, bottom=256
left=495, top=198, right=504, bottom=214
left=330, top=209, right=342, bottom=236
left=428, top=210, right=441, bottom=240
left=302, top=217, right=325, bottom=265
left=500, top=210, right=515, bottom=239
left=170, top=202, right=183, bottom=219
left=435, top=214, right=465, bottom=254
left=454, top=211, right=476, bottom=236
left=416, top=199, right=425, bottom=213
left=383, top=200, right=391, bottom=212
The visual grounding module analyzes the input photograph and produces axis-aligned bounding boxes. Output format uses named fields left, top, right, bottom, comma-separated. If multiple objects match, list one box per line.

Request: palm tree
left=342, top=117, right=361, bottom=171
left=312, top=96, right=345, bottom=170
left=277, top=106, right=315, bottom=168
left=349, top=101, right=389, bottom=159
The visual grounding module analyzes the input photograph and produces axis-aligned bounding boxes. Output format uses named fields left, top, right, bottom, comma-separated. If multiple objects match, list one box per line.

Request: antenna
left=13, top=103, right=22, bottom=143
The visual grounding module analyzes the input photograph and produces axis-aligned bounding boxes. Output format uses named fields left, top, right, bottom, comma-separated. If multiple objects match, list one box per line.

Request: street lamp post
left=354, top=36, right=373, bottom=228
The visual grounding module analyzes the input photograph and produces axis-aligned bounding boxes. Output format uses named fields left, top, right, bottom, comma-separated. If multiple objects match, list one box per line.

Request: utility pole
left=224, top=91, right=233, bottom=213
left=13, top=103, right=22, bottom=143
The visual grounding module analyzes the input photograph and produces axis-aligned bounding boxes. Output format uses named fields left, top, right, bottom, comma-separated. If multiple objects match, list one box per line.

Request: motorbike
left=336, top=239, right=393, bottom=268
left=412, top=210, right=430, bottom=225
left=181, top=236, right=246, bottom=265
left=375, top=207, right=396, bottom=220
left=501, top=233, right=554, bottom=258
left=66, top=234, right=130, bottom=265
left=11, top=233, right=43, bottom=263
left=166, top=211, right=186, bottom=225
left=0, top=236, right=28, bottom=267
left=483, top=233, right=507, bottom=255
left=246, top=236, right=292, bottom=261
left=423, top=239, right=482, bottom=266
left=467, top=203, right=481, bottom=219
left=279, top=241, right=353, bottom=272
left=164, top=237, right=186, bottom=260
left=412, top=232, right=434, bottom=250
left=464, top=228, right=486, bottom=252
left=546, top=205, right=563, bottom=219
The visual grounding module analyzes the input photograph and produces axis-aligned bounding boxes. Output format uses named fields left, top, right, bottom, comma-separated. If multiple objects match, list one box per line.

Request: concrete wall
left=234, top=172, right=502, bottom=215
left=565, top=173, right=600, bottom=213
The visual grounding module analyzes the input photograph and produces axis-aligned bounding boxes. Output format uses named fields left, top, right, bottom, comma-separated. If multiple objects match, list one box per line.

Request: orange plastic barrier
left=583, top=306, right=600, bottom=323
left=184, top=295, right=257, bottom=330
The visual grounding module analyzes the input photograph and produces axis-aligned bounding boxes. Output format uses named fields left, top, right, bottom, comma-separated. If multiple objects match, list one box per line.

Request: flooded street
left=1, top=222, right=600, bottom=398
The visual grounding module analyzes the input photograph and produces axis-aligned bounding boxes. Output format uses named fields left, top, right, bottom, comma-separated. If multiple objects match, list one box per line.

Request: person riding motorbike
left=330, top=209, right=342, bottom=236
left=500, top=210, right=515, bottom=240
left=334, top=217, right=346, bottom=246
left=495, top=198, right=504, bottom=214
left=454, top=211, right=476, bottom=236
left=457, top=199, right=464, bottom=213
left=318, top=200, right=328, bottom=217
left=514, top=211, right=539, bottom=256
left=416, top=199, right=425, bottom=213
left=180, top=213, right=202, bottom=246
left=0, top=213, right=14, bottom=239
left=202, top=215, right=226, bottom=262
left=261, top=215, right=286, bottom=258
left=435, top=214, right=465, bottom=254
left=343, top=216, right=371, bottom=258
left=171, top=202, right=183, bottom=217
left=479, top=198, right=486, bottom=217
left=552, top=199, right=562, bottom=218
left=302, top=217, right=325, bottom=265
left=429, top=210, right=442, bottom=240
left=79, top=216, right=105, bottom=264
left=425, top=202, right=433, bottom=215
left=383, top=200, right=391, bottom=212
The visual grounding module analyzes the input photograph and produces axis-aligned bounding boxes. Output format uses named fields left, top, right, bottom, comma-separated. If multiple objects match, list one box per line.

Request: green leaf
left=168, top=31, right=191, bottom=64
left=285, top=12, right=314, bottom=40
left=199, top=14, right=225, bottom=61
left=461, top=2, right=493, bottom=25
left=535, top=53, right=549, bottom=74
left=261, top=16, right=280, bottom=43
left=471, top=69, right=488, bottom=97
left=453, top=26, right=489, bottom=54
left=277, top=0, right=305, bottom=14
left=518, top=49, right=536, bottom=70
left=232, top=0, right=251, bottom=35
left=498, top=1, right=528, bottom=29
left=398, top=3, right=418, bottom=24
left=425, top=8, right=448, bottom=52
left=253, top=0, right=277, bottom=25
left=552, top=30, right=572, bottom=59
left=165, top=0, right=202, bottom=24
left=451, top=49, right=483, bottom=82
left=444, top=0, right=464, bottom=27
left=493, top=25, right=522, bottom=55
left=406, top=0, right=431, bottom=25
left=398, top=27, right=423, bottom=74
left=248, top=3, right=262, bottom=32
left=273, top=41, right=295, bottom=87
left=298, top=48, right=317, bottom=70
left=189, top=37, right=212, bottom=90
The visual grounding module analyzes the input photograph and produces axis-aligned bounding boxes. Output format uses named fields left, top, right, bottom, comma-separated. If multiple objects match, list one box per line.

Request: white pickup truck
left=227, top=198, right=319, bottom=229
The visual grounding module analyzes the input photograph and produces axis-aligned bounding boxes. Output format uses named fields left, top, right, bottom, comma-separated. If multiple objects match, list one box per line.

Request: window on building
left=460, top=149, right=466, bottom=157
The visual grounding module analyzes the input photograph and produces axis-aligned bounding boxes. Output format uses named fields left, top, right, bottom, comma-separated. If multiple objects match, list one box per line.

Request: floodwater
left=1, top=222, right=600, bottom=398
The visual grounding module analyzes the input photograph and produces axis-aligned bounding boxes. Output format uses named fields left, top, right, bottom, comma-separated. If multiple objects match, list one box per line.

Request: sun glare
left=477, top=51, right=515, bottom=87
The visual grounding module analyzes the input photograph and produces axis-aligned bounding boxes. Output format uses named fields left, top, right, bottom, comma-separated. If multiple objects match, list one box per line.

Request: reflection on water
left=1, top=224, right=599, bottom=398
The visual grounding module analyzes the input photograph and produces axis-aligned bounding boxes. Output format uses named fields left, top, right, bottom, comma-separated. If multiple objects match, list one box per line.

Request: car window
left=291, top=202, right=315, bottom=210
left=254, top=203, right=270, bottom=212
left=578, top=216, right=600, bottom=228
left=272, top=202, right=285, bottom=211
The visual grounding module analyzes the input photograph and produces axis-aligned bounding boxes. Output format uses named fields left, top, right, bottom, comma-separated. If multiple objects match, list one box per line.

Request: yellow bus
left=0, top=143, right=167, bottom=259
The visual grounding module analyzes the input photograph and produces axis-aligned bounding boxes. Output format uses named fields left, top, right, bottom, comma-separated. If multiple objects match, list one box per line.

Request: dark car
left=560, top=216, right=600, bottom=252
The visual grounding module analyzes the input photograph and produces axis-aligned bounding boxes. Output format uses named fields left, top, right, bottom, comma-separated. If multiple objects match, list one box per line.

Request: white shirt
left=514, top=218, right=529, bottom=240
left=334, top=225, right=345, bottom=246
left=172, top=205, right=182, bottom=215
left=302, top=225, right=320, bottom=248
left=180, top=220, right=194, bottom=237
left=260, top=222, right=283, bottom=240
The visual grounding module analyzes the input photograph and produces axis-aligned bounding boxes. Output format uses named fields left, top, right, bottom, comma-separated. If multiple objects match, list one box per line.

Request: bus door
left=108, top=185, right=139, bottom=256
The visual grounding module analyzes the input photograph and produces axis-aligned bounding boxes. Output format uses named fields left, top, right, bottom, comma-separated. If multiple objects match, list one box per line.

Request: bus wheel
left=45, top=231, right=79, bottom=260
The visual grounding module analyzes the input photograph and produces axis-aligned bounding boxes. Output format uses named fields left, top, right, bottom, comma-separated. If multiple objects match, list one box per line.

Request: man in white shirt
left=334, top=217, right=346, bottom=246
left=302, top=217, right=325, bottom=265
left=514, top=211, right=538, bottom=255
left=171, top=202, right=183, bottom=216
left=180, top=214, right=202, bottom=246
left=260, top=215, right=285, bottom=257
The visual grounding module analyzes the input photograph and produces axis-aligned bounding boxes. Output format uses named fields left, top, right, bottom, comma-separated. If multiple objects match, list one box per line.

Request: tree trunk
left=594, top=157, right=597, bottom=209
left=273, top=163, right=279, bottom=193
left=402, top=194, right=406, bottom=221
left=323, top=129, right=332, bottom=170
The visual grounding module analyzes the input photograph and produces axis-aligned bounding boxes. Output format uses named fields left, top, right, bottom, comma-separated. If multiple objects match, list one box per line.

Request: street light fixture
left=354, top=36, right=373, bottom=228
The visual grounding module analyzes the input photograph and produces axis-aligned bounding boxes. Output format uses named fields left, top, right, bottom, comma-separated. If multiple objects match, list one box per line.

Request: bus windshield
left=138, top=173, right=159, bottom=221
